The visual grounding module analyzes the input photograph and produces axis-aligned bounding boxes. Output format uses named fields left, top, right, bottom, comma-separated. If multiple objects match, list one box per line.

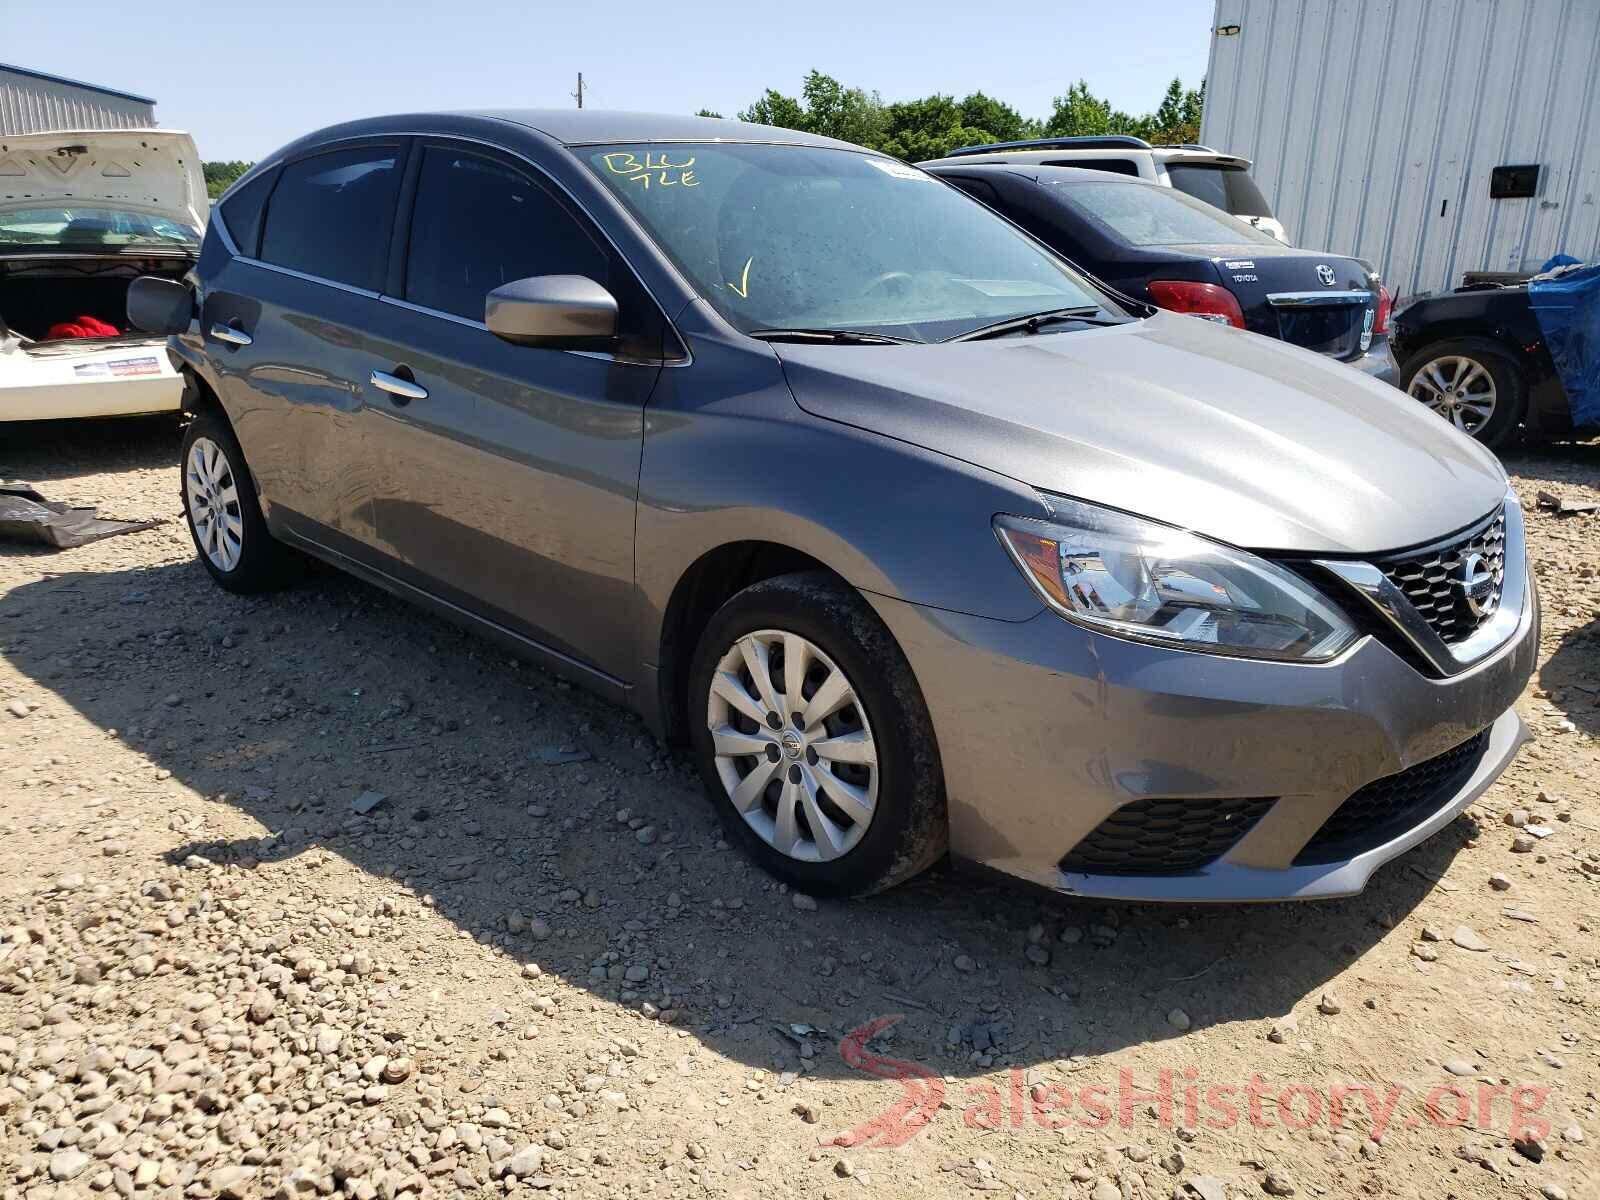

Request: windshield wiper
left=748, top=327, right=920, bottom=345
left=948, top=306, right=1124, bottom=342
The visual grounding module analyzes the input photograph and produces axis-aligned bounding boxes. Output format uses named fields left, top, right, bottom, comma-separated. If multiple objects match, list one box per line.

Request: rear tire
left=180, top=411, right=298, bottom=594
left=687, top=571, right=947, bottom=897
left=1400, top=338, right=1526, bottom=448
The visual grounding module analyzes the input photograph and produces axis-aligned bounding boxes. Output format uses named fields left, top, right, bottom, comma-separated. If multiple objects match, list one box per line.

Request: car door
left=202, top=142, right=405, bottom=550
left=358, top=140, right=670, bottom=683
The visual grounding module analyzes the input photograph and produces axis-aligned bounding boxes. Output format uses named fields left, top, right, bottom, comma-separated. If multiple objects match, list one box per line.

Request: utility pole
left=573, top=73, right=584, bottom=109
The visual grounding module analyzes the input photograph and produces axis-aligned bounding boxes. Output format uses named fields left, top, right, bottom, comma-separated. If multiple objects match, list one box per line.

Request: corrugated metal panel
left=0, top=68, right=156, bottom=136
left=1201, top=0, right=1600, bottom=300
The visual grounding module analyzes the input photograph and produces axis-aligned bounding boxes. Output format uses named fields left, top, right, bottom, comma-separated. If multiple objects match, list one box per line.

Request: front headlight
left=995, top=497, right=1357, bottom=662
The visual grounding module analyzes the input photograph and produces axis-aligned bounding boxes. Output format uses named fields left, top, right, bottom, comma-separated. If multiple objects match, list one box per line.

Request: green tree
left=694, top=108, right=724, bottom=119
left=739, top=71, right=886, bottom=148
left=731, top=74, right=1204, bottom=158
left=1043, top=81, right=1112, bottom=137
left=202, top=160, right=252, bottom=200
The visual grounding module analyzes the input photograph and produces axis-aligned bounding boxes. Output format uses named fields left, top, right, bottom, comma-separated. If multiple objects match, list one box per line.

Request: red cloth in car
left=45, top=315, right=120, bottom=339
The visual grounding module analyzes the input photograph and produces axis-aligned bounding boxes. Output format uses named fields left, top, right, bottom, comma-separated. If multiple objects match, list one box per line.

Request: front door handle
left=208, top=322, right=253, bottom=346
left=370, top=369, right=428, bottom=402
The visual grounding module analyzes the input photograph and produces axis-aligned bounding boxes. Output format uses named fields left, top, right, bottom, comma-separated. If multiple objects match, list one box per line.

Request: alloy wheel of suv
left=1400, top=339, right=1525, bottom=447
left=1408, top=353, right=1497, bottom=434
left=687, top=572, right=948, bottom=896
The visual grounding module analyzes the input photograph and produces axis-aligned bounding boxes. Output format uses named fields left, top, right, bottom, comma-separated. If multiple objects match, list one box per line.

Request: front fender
left=633, top=331, right=1051, bottom=704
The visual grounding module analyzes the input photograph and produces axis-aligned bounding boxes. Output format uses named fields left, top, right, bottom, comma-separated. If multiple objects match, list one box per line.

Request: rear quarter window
left=218, top=171, right=274, bottom=257
left=258, top=146, right=402, bottom=291
left=1043, top=157, right=1141, bottom=177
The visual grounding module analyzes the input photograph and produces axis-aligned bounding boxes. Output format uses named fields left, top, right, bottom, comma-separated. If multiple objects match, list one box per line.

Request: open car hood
left=0, top=129, right=206, bottom=233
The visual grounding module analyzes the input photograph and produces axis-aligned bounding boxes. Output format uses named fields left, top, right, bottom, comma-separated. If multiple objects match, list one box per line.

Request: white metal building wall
left=1200, top=0, right=1600, bottom=300
left=0, top=66, right=156, bottom=136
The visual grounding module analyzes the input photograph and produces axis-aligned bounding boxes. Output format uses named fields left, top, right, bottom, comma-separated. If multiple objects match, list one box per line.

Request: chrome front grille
left=1373, top=509, right=1506, bottom=644
left=1313, top=498, right=1526, bottom=677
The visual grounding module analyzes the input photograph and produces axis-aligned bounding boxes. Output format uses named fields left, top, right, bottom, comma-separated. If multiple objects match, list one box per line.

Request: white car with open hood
left=0, top=129, right=205, bottom=421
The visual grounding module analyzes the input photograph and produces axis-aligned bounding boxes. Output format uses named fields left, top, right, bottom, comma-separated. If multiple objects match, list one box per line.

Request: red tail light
left=1374, top=284, right=1393, bottom=336
left=1147, top=280, right=1246, bottom=329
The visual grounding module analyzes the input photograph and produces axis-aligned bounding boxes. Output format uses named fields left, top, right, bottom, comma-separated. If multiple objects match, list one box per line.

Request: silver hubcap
left=185, top=437, right=244, bottom=572
left=706, top=630, right=878, bottom=863
left=1409, top=354, right=1497, bottom=435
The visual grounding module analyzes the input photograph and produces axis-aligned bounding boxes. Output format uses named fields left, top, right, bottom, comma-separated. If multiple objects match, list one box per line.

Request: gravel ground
left=1, top=416, right=1597, bottom=1200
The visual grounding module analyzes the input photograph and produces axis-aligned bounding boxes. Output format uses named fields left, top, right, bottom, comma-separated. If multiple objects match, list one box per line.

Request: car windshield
left=0, top=205, right=200, bottom=251
left=1164, top=163, right=1273, bottom=219
left=585, top=142, right=1113, bottom=342
left=1052, top=180, right=1281, bottom=247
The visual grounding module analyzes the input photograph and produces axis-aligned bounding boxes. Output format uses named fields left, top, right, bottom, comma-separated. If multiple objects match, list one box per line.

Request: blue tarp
left=1528, top=261, right=1600, bottom=428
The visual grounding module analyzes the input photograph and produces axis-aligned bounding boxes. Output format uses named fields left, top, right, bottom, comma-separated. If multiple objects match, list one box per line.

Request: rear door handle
left=208, top=322, right=253, bottom=346
left=370, top=369, right=428, bottom=402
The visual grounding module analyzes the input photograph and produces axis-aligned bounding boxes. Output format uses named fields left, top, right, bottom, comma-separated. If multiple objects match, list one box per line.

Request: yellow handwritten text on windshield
left=601, top=151, right=700, bottom=190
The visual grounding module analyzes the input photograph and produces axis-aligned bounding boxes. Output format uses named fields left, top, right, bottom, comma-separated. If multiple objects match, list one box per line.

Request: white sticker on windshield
left=866, top=157, right=931, bottom=181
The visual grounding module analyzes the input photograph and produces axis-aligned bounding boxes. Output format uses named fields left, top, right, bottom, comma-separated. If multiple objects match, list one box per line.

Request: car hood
left=775, top=311, right=1507, bottom=554
left=0, top=129, right=207, bottom=233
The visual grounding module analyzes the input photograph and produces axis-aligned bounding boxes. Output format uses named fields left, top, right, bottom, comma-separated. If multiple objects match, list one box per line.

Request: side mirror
left=127, top=276, right=194, bottom=335
left=485, top=275, right=617, bottom=347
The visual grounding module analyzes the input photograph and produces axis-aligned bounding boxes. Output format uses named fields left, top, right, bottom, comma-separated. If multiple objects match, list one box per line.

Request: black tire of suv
left=686, top=571, right=948, bottom=898
left=1399, top=337, right=1527, bottom=449
left=179, top=411, right=300, bottom=594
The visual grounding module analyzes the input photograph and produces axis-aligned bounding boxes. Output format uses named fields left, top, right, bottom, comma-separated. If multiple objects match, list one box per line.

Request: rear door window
left=259, top=146, right=402, bottom=291
left=402, top=146, right=608, bottom=321
left=1043, top=157, right=1140, bottom=177
left=1165, top=164, right=1273, bottom=218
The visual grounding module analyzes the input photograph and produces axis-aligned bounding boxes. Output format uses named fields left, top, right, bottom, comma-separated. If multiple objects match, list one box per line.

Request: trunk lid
left=1203, top=244, right=1377, bottom=360
left=0, top=130, right=207, bottom=236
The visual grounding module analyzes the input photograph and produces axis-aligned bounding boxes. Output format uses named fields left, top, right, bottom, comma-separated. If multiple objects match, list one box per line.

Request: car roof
left=918, top=147, right=1248, bottom=169
left=924, top=162, right=1161, bottom=187
left=282, top=109, right=863, bottom=152
left=474, top=109, right=859, bottom=148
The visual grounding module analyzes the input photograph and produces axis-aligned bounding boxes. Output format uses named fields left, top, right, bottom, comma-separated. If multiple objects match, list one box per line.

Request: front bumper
left=1347, top=336, right=1399, bottom=386
left=867, top=564, right=1537, bottom=902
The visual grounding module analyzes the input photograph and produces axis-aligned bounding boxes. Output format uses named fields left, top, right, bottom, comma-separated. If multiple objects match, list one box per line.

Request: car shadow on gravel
left=1539, top=616, right=1600, bottom=736
left=5, top=557, right=1466, bottom=1081
left=0, top=415, right=179, bottom=485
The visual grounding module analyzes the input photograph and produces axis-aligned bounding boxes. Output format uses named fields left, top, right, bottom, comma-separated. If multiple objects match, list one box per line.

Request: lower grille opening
left=1059, top=797, right=1276, bottom=876
left=1294, top=731, right=1491, bottom=866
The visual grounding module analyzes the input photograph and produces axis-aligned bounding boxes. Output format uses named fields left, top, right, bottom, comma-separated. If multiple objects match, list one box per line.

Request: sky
left=7, top=1, right=1215, bottom=163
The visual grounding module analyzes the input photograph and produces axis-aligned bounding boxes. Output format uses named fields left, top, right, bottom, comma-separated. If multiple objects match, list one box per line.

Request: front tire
left=1400, top=339, right=1526, bottom=447
left=687, top=571, right=947, bottom=897
left=180, top=411, right=298, bottom=593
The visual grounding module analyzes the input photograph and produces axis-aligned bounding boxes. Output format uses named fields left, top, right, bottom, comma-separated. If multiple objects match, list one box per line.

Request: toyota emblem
left=1316, top=264, right=1337, bottom=287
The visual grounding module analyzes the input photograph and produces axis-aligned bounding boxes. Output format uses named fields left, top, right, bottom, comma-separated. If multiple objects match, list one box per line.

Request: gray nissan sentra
left=127, top=110, right=1538, bottom=902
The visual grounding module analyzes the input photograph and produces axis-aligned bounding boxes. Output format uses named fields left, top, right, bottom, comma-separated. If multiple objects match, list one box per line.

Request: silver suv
left=919, top=135, right=1289, bottom=242
left=129, top=111, right=1533, bottom=903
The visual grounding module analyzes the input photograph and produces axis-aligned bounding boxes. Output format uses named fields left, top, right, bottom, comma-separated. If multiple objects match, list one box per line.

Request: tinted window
left=259, top=147, right=401, bottom=290
left=219, top=171, right=274, bottom=256
left=405, top=147, right=608, bottom=321
left=1165, top=164, right=1272, bottom=218
left=1043, top=157, right=1140, bottom=177
left=943, top=176, right=1001, bottom=206
left=1051, top=180, right=1279, bottom=247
